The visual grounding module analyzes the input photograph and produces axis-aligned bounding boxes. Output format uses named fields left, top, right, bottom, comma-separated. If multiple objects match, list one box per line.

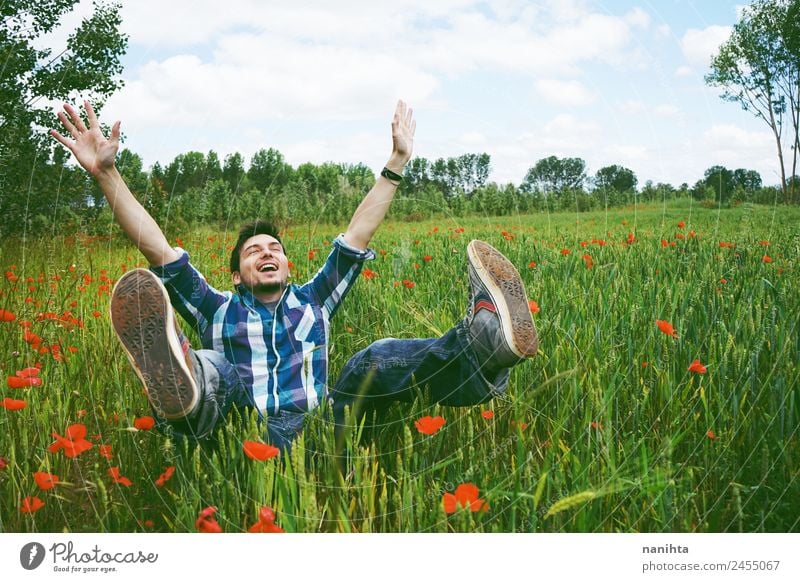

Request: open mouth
left=258, top=263, right=278, bottom=273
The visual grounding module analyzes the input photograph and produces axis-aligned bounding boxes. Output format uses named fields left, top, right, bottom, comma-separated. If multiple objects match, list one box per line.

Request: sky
left=42, top=0, right=783, bottom=188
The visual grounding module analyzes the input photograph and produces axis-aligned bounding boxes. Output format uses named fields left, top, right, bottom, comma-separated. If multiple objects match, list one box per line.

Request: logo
left=20, top=542, right=46, bottom=570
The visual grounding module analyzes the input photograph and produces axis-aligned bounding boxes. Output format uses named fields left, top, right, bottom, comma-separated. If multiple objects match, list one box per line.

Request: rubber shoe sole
left=110, top=269, right=198, bottom=420
left=467, top=240, right=538, bottom=358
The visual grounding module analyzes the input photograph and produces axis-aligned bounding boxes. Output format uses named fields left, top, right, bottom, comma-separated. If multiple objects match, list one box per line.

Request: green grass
left=1, top=200, right=798, bottom=532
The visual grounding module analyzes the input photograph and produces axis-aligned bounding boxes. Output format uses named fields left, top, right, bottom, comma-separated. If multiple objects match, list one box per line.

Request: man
left=51, top=100, right=538, bottom=451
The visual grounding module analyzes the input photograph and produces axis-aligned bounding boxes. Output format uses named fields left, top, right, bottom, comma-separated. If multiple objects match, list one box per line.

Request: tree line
left=3, top=142, right=793, bottom=237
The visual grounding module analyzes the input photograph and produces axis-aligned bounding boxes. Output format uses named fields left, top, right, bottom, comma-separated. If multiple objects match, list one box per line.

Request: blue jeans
left=163, top=320, right=507, bottom=449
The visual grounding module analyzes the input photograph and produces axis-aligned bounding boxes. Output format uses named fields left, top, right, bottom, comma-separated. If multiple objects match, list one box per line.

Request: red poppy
left=423, top=255, right=432, bottom=261
left=762, top=255, right=772, bottom=263
left=242, top=440, right=280, bottom=461
left=706, top=430, right=716, bottom=440
left=442, top=483, right=488, bottom=514
left=481, top=410, right=494, bottom=420
left=510, top=420, right=529, bottom=430
left=626, top=232, right=636, bottom=244
left=92, top=310, right=102, bottom=318
left=560, top=248, right=570, bottom=256
left=48, top=423, right=93, bottom=458
left=1, top=397, right=27, bottom=410
left=414, top=415, right=446, bottom=435
left=7, top=376, right=42, bottom=389
left=528, top=300, right=540, bottom=314
left=108, top=467, right=133, bottom=487
left=20, top=496, right=45, bottom=514
left=719, top=278, right=727, bottom=284
left=0, top=457, right=8, bottom=471
left=362, top=267, right=377, bottom=280
left=590, top=421, right=603, bottom=430
left=403, top=279, right=415, bottom=289
left=0, top=309, right=16, bottom=322
left=688, top=359, right=707, bottom=374
left=528, top=261, right=536, bottom=268
left=34, top=471, right=59, bottom=490
left=248, top=506, right=285, bottom=533
left=196, top=506, right=222, bottom=533
left=155, top=466, right=176, bottom=487
left=656, top=320, right=678, bottom=338
left=133, top=416, right=155, bottom=430
left=99, top=444, right=112, bottom=459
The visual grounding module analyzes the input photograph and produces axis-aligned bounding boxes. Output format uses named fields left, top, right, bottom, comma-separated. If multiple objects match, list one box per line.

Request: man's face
left=232, top=234, right=290, bottom=297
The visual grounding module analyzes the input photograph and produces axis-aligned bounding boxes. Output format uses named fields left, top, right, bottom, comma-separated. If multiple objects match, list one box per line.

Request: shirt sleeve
left=149, top=248, right=229, bottom=336
left=301, top=234, right=375, bottom=318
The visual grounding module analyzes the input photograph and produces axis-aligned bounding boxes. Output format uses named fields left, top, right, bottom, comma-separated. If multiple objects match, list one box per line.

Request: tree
left=702, top=165, right=735, bottom=204
left=248, top=147, right=291, bottom=194
left=0, top=1, right=127, bottom=235
left=521, top=156, right=587, bottom=197
left=594, top=165, right=638, bottom=203
left=706, top=0, right=800, bottom=204
left=223, top=152, right=246, bottom=192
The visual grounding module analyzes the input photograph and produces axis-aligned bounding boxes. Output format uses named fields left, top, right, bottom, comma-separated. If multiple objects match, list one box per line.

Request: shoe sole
left=110, top=269, right=198, bottom=420
left=467, top=240, right=538, bottom=358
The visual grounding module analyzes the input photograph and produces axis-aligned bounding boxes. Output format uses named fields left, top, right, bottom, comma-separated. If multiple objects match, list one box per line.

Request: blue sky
left=47, top=1, right=781, bottom=187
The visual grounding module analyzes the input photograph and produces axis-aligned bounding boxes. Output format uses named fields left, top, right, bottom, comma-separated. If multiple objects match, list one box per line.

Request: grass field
left=1, top=200, right=798, bottom=532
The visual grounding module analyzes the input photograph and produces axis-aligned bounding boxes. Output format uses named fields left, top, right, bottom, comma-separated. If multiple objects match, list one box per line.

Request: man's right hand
left=50, top=101, right=120, bottom=178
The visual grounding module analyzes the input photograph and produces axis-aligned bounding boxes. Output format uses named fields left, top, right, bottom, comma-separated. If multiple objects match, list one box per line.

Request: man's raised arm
left=50, top=101, right=179, bottom=267
left=343, top=100, right=416, bottom=251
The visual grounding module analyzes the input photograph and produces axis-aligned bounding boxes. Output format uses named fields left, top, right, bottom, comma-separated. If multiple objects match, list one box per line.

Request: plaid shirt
left=150, top=234, right=375, bottom=415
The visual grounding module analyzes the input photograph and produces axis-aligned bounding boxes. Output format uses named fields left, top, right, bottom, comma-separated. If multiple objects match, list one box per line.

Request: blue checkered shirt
left=150, top=234, right=375, bottom=415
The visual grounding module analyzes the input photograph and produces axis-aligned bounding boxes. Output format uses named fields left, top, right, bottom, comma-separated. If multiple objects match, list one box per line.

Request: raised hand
left=390, top=100, right=416, bottom=166
left=50, top=101, right=120, bottom=177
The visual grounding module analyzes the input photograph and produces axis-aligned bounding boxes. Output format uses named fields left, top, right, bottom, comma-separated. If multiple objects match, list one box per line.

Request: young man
left=51, top=101, right=538, bottom=450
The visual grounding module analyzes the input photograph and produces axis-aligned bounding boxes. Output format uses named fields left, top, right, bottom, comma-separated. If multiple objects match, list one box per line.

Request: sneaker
left=465, top=240, right=538, bottom=371
left=110, top=268, right=198, bottom=420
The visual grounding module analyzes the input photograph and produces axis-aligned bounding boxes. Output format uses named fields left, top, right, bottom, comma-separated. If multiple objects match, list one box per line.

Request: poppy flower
left=656, top=320, right=678, bottom=338
left=242, top=440, right=280, bottom=461
left=510, top=420, right=529, bottom=430
left=133, top=416, right=155, bottom=430
left=590, top=421, right=603, bottom=430
left=414, top=415, right=446, bottom=435
left=108, top=467, right=133, bottom=487
left=99, top=444, right=112, bottom=459
left=688, top=359, right=707, bottom=374
left=7, top=376, right=42, bottom=389
left=762, top=255, right=772, bottom=263
left=155, top=466, right=176, bottom=487
left=196, top=506, right=222, bottom=533
left=481, top=410, right=494, bottom=420
left=362, top=267, right=377, bottom=280
left=423, top=255, right=432, bottom=261
left=706, top=430, right=716, bottom=440
left=92, top=310, right=102, bottom=318
left=528, top=300, right=540, bottom=314
left=20, top=496, right=45, bottom=514
left=0, top=457, right=8, bottom=471
left=442, top=483, right=488, bottom=514
left=248, top=507, right=285, bottom=533
left=33, top=471, right=59, bottom=490
left=0, top=309, right=16, bottom=322
left=48, top=423, right=93, bottom=458
left=560, top=248, right=570, bottom=256
left=403, top=279, right=415, bottom=289
left=528, top=261, right=536, bottom=268
left=1, top=397, right=27, bottom=410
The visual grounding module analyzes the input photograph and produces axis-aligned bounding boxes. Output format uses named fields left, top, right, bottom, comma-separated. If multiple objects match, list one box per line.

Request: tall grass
left=1, top=201, right=798, bottom=532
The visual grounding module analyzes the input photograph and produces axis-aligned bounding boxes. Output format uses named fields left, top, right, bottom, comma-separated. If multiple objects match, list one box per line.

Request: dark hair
left=229, top=220, right=284, bottom=273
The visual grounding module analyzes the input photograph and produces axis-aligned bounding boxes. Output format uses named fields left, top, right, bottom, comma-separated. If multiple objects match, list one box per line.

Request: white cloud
left=674, top=66, right=693, bottom=77
left=653, top=104, right=681, bottom=117
left=681, top=25, right=731, bottom=68
left=620, top=100, right=646, bottom=115
left=625, top=7, right=651, bottom=29
left=535, top=79, right=596, bottom=107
